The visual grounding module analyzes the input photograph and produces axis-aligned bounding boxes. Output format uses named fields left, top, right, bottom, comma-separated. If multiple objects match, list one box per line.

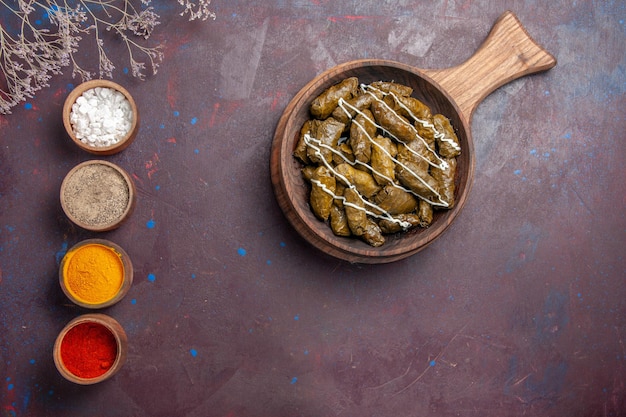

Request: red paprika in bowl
left=53, top=314, right=127, bottom=384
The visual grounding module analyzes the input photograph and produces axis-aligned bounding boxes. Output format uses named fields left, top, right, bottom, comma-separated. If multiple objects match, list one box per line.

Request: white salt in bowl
left=63, top=80, right=139, bottom=155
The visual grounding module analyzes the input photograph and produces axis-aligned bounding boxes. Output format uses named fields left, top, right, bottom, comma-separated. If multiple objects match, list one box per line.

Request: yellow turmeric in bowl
left=62, top=243, right=125, bottom=305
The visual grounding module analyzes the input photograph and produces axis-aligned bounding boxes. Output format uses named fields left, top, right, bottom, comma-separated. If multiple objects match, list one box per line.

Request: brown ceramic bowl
left=59, top=239, right=133, bottom=309
left=270, top=11, right=556, bottom=264
left=60, top=160, right=136, bottom=232
left=53, top=313, right=128, bottom=385
left=63, top=79, right=139, bottom=155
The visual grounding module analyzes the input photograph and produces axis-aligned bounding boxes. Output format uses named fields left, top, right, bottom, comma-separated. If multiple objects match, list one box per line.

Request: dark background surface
left=1, top=1, right=625, bottom=416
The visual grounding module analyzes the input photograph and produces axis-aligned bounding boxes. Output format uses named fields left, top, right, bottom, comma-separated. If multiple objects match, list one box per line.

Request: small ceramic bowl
left=60, top=160, right=136, bottom=231
left=63, top=79, right=139, bottom=155
left=59, top=239, right=133, bottom=309
left=53, top=314, right=128, bottom=385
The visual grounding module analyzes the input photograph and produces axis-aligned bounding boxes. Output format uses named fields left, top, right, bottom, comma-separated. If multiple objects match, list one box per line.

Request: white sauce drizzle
left=302, top=81, right=461, bottom=231
left=305, top=137, right=413, bottom=229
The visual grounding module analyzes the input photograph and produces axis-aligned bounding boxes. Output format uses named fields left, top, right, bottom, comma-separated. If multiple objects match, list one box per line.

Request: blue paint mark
left=24, top=103, right=32, bottom=110
left=514, top=169, right=522, bottom=175
left=131, top=298, right=137, bottom=305
left=536, top=291, right=569, bottom=341
left=55, top=241, right=68, bottom=265
left=294, top=314, right=299, bottom=321
left=290, top=377, right=298, bottom=384
left=35, top=19, right=42, bottom=25
left=526, top=361, right=568, bottom=398
left=8, top=383, right=14, bottom=390
left=190, top=349, right=198, bottom=357
left=544, top=90, right=550, bottom=96
left=543, top=152, right=551, bottom=158
left=146, top=219, right=156, bottom=229
left=237, top=247, right=247, bottom=256
left=530, top=149, right=537, bottom=155
left=173, top=111, right=180, bottom=117
left=191, top=117, right=198, bottom=125
left=123, top=67, right=129, bottom=74
left=29, top=359, right=35, bottom=364
left=191, top=273, right=196, bottom=279
left=266, top=260, right=271, bottom=265
left=160, top=123, right=165, bottom=129
left=429, top=360, right=436, bottom=367
left=155, top=185, right=160, bottom=190
left=194, top=149, right=200, bottom=154
left=147, top=273, right=156, bottom=283
left=564, top=132, right=571, bottom=139
left=304, top=349, right=309, bottom=355
left=280, top=242, right=286, bottom=247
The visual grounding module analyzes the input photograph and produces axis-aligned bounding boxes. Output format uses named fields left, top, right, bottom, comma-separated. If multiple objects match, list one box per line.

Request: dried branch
left=0, top=0, right=215, bottom=114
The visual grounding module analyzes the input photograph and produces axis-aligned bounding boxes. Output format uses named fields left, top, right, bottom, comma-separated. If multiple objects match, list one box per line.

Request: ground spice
left=61, top=162, right=130, bottom=228
left=63, top=243, right=124, bottom=305
left=60, top=322, right=118, bottom=379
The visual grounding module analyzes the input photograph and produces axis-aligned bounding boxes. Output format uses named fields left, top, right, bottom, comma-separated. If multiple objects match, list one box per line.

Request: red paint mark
left=166, top=137, right=177, bottom=144
left=32, top=168, right=40, bottom=175
left=34, top=137, right=41, bottom=147
left=166, top=77, right=179, bottom=109
left=328, top=15, right=370, bottom=23
left=208, top=102, right=221, bottom=128
left=145, top=153, right=160, bottom=179
left=131, top=173, right=144, bottom=186
left=270, top=91, right=283, bottom=111
left=53, top=87, right=67, bottom=100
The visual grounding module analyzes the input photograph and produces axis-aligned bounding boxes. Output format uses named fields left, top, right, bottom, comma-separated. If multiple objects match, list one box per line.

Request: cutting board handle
left=422, top=11, right=556, bottom=123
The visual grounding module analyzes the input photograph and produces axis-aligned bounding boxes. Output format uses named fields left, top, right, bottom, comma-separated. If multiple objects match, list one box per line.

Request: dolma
left=418, top=200, right=433, bottom=227
left=293, top=120, right=313, bottom=164
left=329, top=205, right=351, bottom=237
left=306, top=117, right=345, bottom=165
left=370, top=81, right=413, bottom=97
left=394, top=95, right=432, bottom=121
left=396, top=140, right=429, bottom=174
left=343, top=187, right=385, bottom=247
left=395, top=159, right=440, bottom=200
left=414, top=117, right=436, bottom=145
left=332, top=141, right=355, bottom=165
left=310, top=77, right=359, bottom=120
left=370, top=99, right=417, bottom=143
left=333, top=182, right=346, bottom=208
left=370, top=135, right=397, bottom=186
left=378, top=213, right=421, bottom=234
left=373, top=185, right=418, bottom=215
left=309, top=166, right=336, bottom=221
left=431, top=157, right=457, bottom=208
left=335, top=163, right=381, bottom=199
left=361, top=219, right=385, bottom=247
left=349, top=109, right=376, bottom=164
left=301, top=165, right=316, bottom=182
left=331, top=93, right=373, bottom=124
left=433, top=114, right=461, bottom=158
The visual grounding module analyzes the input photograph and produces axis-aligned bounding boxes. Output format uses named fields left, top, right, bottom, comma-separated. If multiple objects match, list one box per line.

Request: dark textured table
left=1, top=2, right=624, bottom=416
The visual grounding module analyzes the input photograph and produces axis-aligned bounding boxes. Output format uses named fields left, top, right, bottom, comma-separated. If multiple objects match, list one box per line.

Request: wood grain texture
left=271, top=11, right=555, bottom=264
left=423, top=11, right=557, bottom=124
